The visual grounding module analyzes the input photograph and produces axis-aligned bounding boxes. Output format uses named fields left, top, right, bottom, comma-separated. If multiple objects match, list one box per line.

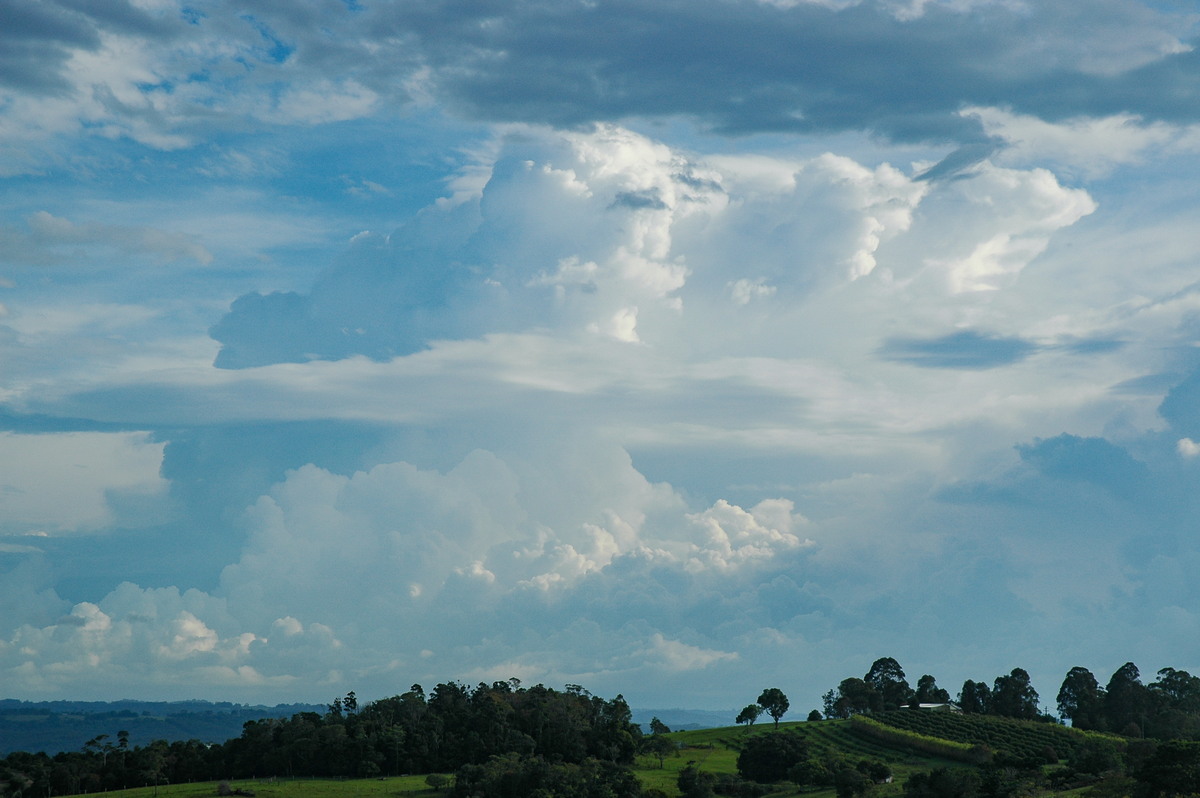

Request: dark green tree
left=1136, top=740, right=1200, bottom=798
left=863, top=759, right=892, bottom=783
left=678, top=762, right=717, bottom=798
left=649, top=717, right=670, bottom=735
left=807, top=709, right=823, bottom=722
left=1105, top=662, right=1149, bottom=735
left=831, top=678, right=875, bottom=718
left=451, top=753, right=641, bottom=798
left=737, top=732, right=809, bottom=783
left=1057, top=666, right=1105, bottom=730
left=1149, top=667, right=1200, bottom=738
left=958, top=680, right=991, bottom=714
left=823, top=689, right=840, bottom=719
left=991, top=668, right=1039, bottom=719
left=642, top=734, right=676, bottom=769
left=736, top=705, right=763, bottom=728
left=757, top=688, right=790, bottom=729
left=865, top=657, right=912, bottom=712
left=914, top=675, right=951, bottom=705
left=1151, top=667, right=1200, bottom=711
left=1067, top=737, right=1123, bottom=776
left=789, top=755, right=834, bottom=788
left=835, top=766, right=871, bottom=798
left=903, top=767, right=981, bottom=798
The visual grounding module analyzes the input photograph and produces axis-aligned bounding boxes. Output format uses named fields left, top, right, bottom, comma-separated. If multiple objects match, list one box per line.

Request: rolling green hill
left=632, top=719, right=960, bottom=797
left=633, top=712, right=1126, bottom=797
left=869, top=709, right=1123, bottom=765
left=16, top=712, right=1131, bottom=798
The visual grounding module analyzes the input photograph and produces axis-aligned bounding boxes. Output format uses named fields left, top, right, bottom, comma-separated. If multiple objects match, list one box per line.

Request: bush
left=679, top=763, right=717, bottom=798
left=903, top=767, right=981, bottom=798
left=713, top=773, right=772, bottom=797
left=1069, top=738, right=1123, bottom=775
left=835, top=767, right=871, bottom=798
left=736, top=732, right=809, bottom=783
left=788, top=756, right=834, bottom=788
left=451, top=753, right=641, bottom=798
left=861, top=759, right=892, bottom=783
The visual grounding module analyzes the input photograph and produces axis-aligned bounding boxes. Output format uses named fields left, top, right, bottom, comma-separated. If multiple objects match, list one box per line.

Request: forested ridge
left=7, top=659, right=1200, bottom=797
left=0, top=682, right=644, bottom=797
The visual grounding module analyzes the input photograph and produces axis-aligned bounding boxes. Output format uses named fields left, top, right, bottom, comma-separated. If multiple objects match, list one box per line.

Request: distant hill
left=0, top=699, right=326, bottom=755
left=631, top=707, right=737, bottom=732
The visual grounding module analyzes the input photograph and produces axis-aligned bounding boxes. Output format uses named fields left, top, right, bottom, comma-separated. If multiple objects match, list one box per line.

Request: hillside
left=0, top=682, right=1172, bottom=798
left=870, top=708, right=1119, bottom=765
left=632, top=712, right=1128, bottom=797
left=58, top=714, right=1104, bottom=798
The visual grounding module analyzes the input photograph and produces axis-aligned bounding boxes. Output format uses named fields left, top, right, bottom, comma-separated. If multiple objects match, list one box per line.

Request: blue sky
left=2, top=0, right=1200, bottom=713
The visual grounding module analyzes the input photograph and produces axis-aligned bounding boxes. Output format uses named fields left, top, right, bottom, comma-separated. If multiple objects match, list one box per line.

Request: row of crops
left=791, top=720, right=904, bottom=762
left=848, top=716, right=982, bottom=764
left=709, top=721, right=909, bottom=763
left=870, top=709, right=1109, bottom=765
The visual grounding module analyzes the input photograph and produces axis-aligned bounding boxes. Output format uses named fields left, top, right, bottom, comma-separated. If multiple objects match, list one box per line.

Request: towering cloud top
left=0, top=0, right=1198, bottom=708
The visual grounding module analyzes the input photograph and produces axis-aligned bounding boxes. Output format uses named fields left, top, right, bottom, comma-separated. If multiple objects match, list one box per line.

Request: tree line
left=0, top=681, right=644, bottom=797
left=820, top=657, right=1044, bottom=721
left=819, top=657, right=1200, bottom=738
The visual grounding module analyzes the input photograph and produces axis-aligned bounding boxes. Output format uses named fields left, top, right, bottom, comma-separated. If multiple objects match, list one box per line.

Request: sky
left=2, top=0, right=1200, bottom=715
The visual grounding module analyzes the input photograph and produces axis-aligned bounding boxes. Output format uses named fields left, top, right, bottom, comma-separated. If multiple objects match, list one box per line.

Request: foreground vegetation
left=7, top=715, right=1111, bottom=798
left=10, top=657, right=1200, bottom=797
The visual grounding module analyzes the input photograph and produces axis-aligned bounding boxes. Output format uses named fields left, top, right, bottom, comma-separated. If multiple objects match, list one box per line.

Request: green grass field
left=69, top=775, right=447, bottom=798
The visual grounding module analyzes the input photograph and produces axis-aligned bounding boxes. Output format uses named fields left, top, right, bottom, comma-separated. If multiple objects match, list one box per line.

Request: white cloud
left=4, top=18, right=1200, bottom=707
left=965, top=106, right=1190, bottom=177
left=728, top=277, right=777, bottom=305
left=271, top=80, right=379, bottom=126
left=26, top=211, right=213, bottom=265
left=0, top=212, right=212, bottom=268
left=687, top=499, right=812, bottom=570
left=0, top=432, right=168, bottom=534
left=644, top=633, right=738, bottom=672
left=0, top=436, right=812, bottom=697
left=896, top=161, right=1096, bottom=294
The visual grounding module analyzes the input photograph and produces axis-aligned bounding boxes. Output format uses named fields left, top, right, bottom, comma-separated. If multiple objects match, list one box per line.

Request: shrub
left=736, top=732, right=809, bottom=783
left=713, top=773, right=772, bottom=797
left=679, top=763, right=717, bottom=798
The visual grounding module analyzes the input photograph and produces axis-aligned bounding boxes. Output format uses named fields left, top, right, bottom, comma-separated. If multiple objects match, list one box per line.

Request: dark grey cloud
left=0, top=0, right=178, bottom=93
left=1016, top=433, right=1150, bottom=499
left=610, top=189, right=667, bottom=211
left=915, top=142, right=1000, bottom=182
left=1158, top=365, right=1200, bottom=438
left=880, top=330, right=1036, bottom=369
left=6, top=0, right=1195, bottom=149
left=56, top=0, right=179, bottom=37
left=362, top=0, right=1199, bottom=143
left=0, top=1, right=100, bottom=93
